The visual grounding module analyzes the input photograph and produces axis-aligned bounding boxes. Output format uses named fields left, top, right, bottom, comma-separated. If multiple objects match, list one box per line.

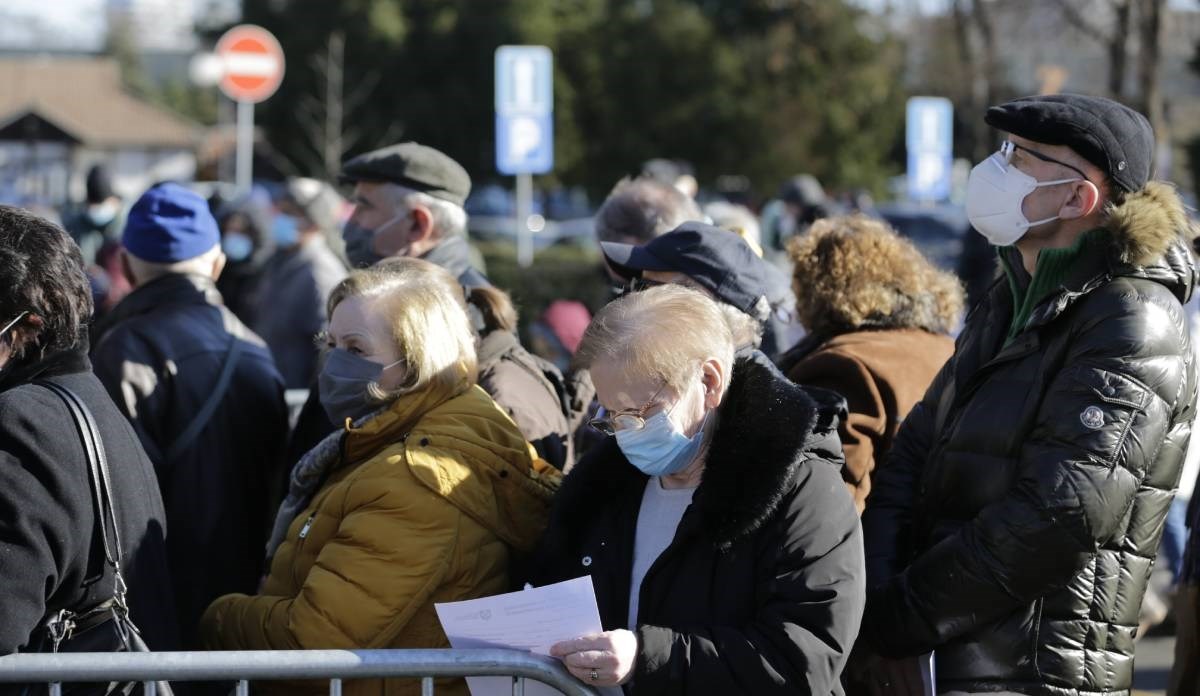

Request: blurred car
left=875, top=202, right=969, bottom=273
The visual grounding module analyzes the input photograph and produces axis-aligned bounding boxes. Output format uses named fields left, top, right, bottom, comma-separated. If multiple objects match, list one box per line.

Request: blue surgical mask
left=615, top=397, right=710, bottom=477
left=272, top=214, right=301, bottom=248
left=222, top=232, right=254, bottom=262
left=318, top=348, right=403, bottom=425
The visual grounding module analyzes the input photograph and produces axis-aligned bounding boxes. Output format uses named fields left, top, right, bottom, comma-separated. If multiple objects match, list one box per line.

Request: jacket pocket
left=1060, top=366, right=1151, bottom=469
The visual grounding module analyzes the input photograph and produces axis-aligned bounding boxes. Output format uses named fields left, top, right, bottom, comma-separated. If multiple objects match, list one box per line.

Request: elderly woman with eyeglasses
left=526, top=285, right=865, bottom=695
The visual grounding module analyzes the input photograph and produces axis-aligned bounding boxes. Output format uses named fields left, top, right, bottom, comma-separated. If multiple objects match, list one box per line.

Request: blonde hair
left=328, top=257, right=477, bottom=400
left=787, top=215, right=964, bottom=337
left=576, top=284, right=735, bottom=396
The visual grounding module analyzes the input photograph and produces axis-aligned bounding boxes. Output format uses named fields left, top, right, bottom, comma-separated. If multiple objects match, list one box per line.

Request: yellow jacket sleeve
left=200, top=477, right=461, bottom=650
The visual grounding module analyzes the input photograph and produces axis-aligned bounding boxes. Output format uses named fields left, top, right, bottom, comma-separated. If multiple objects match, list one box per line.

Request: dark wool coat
left=862, top=182, right=1198, bottom=695
left=90, top=273, right=289, bottom=648
left=527, top=353, right=865, bottom=695
left=0, top=345, right=178, bottom=655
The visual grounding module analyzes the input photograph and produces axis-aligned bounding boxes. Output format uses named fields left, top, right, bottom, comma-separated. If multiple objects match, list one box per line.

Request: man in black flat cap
left=857, top=94, right=1197, bottom=695
left=339, top=141, right=487, bottom=288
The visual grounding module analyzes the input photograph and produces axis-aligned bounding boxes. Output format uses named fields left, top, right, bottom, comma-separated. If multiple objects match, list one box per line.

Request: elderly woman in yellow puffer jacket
left=199, top=258, right=561, bottom=696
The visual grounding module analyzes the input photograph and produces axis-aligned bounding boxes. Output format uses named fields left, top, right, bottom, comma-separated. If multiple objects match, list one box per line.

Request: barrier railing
left=0, top=648, right=601, bottom=696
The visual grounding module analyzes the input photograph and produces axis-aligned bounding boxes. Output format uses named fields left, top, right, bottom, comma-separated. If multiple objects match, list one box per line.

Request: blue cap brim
left=599, top=241, right=675, bottom=280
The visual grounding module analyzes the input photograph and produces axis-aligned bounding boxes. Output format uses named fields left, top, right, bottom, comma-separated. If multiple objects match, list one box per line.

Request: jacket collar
left=92, top=273, right=223, bottom=344
left=1000, top=181, right=1197, bottom=333
left=558, top=352, right=840, bottom=550
left=478, top=330, right=521, bottom=366
left=421, top=236, right=475, bottom=282
left=342, top=375, right=471, bottom=464
left=0, top=341, right=92, bottom=393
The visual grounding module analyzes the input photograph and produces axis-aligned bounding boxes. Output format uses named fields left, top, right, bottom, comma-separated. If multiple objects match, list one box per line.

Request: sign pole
left=235, top=99, right=254, bottom=194
left=516, top=172, right=533, bottom=268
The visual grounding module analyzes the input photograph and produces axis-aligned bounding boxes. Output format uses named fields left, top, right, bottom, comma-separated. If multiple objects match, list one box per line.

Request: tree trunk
left=1137, top=0, right=1167, bottom=168
left=1109, top=0, right=1132, bottom=99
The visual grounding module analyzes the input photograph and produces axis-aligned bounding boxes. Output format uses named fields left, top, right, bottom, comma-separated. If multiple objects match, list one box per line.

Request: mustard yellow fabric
left=199, top=381, right=560, bottom=696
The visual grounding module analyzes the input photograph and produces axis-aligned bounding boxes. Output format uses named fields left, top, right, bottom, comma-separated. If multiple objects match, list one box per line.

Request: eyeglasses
left=0, top=311, right=28, bottom=340
left=588, top=381, right=672, bottom=436
left=999, top=140, right=1087, bottom=180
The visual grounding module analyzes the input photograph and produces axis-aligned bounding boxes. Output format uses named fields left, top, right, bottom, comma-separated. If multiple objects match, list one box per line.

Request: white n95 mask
left=965, top=151, right=1080, bottom=246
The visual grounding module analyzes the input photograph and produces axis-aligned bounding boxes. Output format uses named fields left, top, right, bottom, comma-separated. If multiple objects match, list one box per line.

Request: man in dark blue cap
left=858, top=94, right=1197, bottom=695
left=90, top=182, right=290, bottom=651
left=601, top=221, right=789, bottom=356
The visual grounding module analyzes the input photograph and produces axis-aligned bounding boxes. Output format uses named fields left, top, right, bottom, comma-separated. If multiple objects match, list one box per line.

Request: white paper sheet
left=435, top=576, right=607, bottom=696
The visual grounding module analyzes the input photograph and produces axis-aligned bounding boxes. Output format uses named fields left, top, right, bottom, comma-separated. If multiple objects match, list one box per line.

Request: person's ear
left=120, top=249, right=138, bottom=286
left=1060, top=180, right=1102, bottom=220
left=211, top=251, right=227, bottom=282
left=408, top=205, right=436, bottom=243
left=700, top=358, right=725, bottom=410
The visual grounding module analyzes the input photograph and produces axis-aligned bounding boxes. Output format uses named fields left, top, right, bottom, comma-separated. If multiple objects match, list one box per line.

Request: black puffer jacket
left=862, top=182, right=1198, bottom=695
left=528, top=353, right=864, bottom=695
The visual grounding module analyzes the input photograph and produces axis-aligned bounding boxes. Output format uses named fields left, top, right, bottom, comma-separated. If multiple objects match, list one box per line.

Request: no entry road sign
left=216, top=25, right=285, bottom=104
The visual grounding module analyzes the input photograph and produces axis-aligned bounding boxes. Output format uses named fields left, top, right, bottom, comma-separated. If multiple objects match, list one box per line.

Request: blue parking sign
left=495, top=46, right=554, bottom=175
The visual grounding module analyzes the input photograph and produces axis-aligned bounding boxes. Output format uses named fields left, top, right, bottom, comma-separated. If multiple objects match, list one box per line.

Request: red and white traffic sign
left=215, top=25, right=285, bottom=104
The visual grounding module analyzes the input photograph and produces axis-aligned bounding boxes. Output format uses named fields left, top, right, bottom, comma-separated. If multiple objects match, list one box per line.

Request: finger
left=550, top=635, right=604, bottom=657
left=562, top=650, right=608, bottom=669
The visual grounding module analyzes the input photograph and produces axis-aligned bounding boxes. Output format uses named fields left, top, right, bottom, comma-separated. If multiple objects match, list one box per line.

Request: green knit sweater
left=1000, top=229, right=1108, bottom=343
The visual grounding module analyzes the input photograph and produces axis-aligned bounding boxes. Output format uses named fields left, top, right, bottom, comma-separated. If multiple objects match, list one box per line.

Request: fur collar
left=555, top=352, right=841, bottom=550
left=1105, top=181, right=1195, bottom=267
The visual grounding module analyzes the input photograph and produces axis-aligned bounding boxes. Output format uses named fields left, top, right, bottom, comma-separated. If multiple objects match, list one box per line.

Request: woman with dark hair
left=777, top=215, right=964, bottom=515
left=0, top=206, right=177, bottom=653
left=465, top=285, right=574, bottom=470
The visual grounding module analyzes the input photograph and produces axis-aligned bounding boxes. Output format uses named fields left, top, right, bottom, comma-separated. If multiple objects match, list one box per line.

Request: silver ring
left=590, top=668, right=599, bottom=681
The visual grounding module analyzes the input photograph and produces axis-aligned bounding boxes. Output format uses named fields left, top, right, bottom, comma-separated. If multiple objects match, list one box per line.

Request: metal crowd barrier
left=0, top=648, right=600, bottom=696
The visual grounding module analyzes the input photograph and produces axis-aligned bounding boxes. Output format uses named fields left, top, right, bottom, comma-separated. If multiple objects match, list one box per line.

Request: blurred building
left=0, top=56, right=198, bottom=206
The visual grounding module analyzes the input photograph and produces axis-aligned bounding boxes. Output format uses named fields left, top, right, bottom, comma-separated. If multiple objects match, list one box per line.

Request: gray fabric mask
left=318, top=348, right=399, bottom=425
left=342, top=213, right=405, bottom=268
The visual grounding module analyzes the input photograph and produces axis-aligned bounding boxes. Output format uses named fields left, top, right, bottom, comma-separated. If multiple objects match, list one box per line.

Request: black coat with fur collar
left=862, top=182, right=1198, bottom=695
left=527, top=353, right=865, bottom=695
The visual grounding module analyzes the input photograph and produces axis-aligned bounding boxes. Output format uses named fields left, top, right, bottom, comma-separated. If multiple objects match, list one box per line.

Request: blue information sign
left=906, top=97, right=954, bottom=202
left=495, top=46, right=554, bottom=175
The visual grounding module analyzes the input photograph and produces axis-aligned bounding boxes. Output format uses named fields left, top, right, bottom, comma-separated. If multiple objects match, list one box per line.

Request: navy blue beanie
left=122, top=182, right=220, bottom=263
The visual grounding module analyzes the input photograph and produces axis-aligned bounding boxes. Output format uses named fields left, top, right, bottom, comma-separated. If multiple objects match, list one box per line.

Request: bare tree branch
left=1051, top=0, right=1114, bottom=43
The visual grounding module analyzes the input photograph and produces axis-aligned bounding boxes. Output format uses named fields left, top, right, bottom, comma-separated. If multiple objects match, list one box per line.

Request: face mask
left=342, top=213, right=406, bottom=268
left=222, top=232, right=254, bottom=263
left=318, top=348, right=403, bottom=425
left=87, top=200, right=119, bottom=227
left=615, top=387, right=710, bottom=477
left=272, top=214, right=301, bottom=248
left=965, top=152, right=1081, bottom=246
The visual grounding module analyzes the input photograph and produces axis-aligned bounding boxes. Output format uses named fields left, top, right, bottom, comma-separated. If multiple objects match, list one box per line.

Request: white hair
left=382, top=184, right=468, bottom=239
left=125, top=244, right=222, bottom=285
left=577, top=285, right=737, bottom=397
left=703, top=201, right=762, bottom=253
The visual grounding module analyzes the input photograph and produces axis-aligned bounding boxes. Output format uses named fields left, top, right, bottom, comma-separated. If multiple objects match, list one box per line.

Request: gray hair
left=594, top=177, right=703, bottom=244
left=382, top=184, right=468, bottom=240
left=703, top=201, right=762, bottom=252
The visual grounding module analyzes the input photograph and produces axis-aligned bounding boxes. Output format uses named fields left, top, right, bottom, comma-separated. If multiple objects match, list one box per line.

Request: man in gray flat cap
left=339, top=142, right=487, bottom=288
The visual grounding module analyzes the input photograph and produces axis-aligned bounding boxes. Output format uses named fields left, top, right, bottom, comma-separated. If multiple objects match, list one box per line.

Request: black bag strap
left=38, top=381, right=126, bottom=600
left=166, top=335, right=243, bottom=462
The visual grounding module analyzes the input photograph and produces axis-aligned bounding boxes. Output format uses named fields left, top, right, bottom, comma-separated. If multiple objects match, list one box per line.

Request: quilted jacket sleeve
left=863, top=280, right=1193, bottom=657
left=199, top=476, right=461, bottom=650
left=633, top=460, right=866, bottom=695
